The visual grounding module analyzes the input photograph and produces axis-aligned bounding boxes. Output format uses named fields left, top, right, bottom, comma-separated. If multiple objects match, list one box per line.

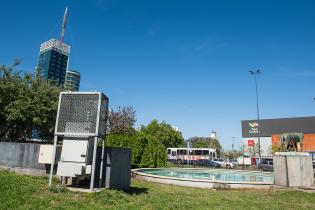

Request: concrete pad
left=67, top=187, right=104, bottom=193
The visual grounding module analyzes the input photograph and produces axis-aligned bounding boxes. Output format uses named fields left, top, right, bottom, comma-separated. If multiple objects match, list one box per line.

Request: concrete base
left=0, top=165, right=47, bottom=176
left=274, top=153, right=314, bottom=187
left=133, top=169, right=274, bottom=190
left=67, top=187, right=104, bottom=193
left=135, top=174, right=273, bottom=190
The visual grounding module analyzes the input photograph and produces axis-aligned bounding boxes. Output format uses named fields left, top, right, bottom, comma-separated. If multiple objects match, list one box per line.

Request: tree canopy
left=0, top=61, right=62, bottom=142
left=141, top=119, right=185, bottom=148
left=106, top=119, right=184, bottom=168
left=137, top=120, right=184, bottom=167
left=107, top=106, right=136, bottom=135
left=189, top=136, right=222, bottom=150
left=223, top=150, right=243, bottom=160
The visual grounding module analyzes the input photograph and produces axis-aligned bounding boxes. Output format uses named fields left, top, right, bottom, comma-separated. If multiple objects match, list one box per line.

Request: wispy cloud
left=194, top=38, right=212, bottom=51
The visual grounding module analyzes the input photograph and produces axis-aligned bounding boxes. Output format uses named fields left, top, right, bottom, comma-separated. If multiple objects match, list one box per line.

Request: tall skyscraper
left=32, top=8, right=71, bottom=140
left=36, top=39, right=70, bottom=86
left=35, top=7, right=71, bottom=87
left=65, top=70, right=81, bottom=91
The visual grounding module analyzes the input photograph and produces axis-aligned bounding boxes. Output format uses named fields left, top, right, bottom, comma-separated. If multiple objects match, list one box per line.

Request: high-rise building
left=32, top=8, right=71, bottom=140
left=36, top=39, right=70, bottom=86
left=65, top=70, right=81, bottom=91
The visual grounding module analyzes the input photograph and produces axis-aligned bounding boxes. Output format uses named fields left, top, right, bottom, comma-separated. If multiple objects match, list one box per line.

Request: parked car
left=194, top=159, right=221, bottom=168
left=212, top=158, right=234, bottom=168
left=258, top=158, right=273, bottom=172
left=230, top=159, right=238, bottom=166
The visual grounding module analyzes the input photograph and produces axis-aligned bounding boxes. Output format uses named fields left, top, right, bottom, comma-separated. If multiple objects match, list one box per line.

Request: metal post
left=250, top=70, right=262, bottom=169
left=49, top=135, right=58, bottom=186
left=90, top=136, right=98, bottom=191
left=254, top=74, right=261, bottom=168
left=49, top=92, right=62, bottom=186
left=242, top=140, right=244, bottom=170
left=99, top=98, right=109, bottom=187
left=99, top=138, right=105, bottom=187
left=232, top=137, right=235, bottom=152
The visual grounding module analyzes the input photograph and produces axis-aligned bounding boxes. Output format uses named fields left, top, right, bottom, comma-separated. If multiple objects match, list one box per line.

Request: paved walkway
left=296, top=187, right=315, bottom=193
left=272, top=185, right=315, bottom=193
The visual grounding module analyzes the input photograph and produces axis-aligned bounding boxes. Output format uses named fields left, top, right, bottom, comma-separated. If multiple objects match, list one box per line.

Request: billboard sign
left=242, top=116, right=315, bottom=138
left=248, top=122, right=259, bottom=134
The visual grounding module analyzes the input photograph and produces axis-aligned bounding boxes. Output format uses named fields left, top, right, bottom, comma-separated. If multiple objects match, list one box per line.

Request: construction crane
left=61, top=7, right=68, bottom=42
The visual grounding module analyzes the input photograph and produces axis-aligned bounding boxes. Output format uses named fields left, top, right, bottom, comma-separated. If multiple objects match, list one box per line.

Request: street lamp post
left=232, top=136, right=235, bottom=151
left=249, top=69, right=262, bottom=168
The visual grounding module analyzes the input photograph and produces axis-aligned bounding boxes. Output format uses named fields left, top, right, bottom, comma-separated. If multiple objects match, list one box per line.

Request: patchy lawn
left=0, top=170, right=314, bottom=210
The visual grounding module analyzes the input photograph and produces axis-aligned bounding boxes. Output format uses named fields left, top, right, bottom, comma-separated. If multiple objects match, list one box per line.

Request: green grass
left=0, top=170, right=315, bottom=210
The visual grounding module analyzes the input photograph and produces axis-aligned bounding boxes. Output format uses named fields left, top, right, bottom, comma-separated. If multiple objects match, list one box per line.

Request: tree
left=135, top=120, right=184, bottom=167
left=189, top=136, right=223, bottom=156
left=107, top=106, right=136, bottom=135
left=247, top=144, right=262, bottom=157
left=106, top=119, right=184, bottom=168
left=139, top=134, right=167, bottom=168
left=0, top=60, right=25, bottom=140
left=209, top=138, right=222, bottom=151
left=189, top=137, right=208, bottom=148
left=136, top=121, right=167, bottom=167
left=0, top=61, right=62, bottom=142
left=105, top=133, right=143, bottom=167
left=106, top=133, right=134, bottom=148
left=223, top=150, right=243, bottom=160
left=105, top=119, right=182, bottom=168
left=142, top=120, right=185, bottom=148
left=105, top=106, right=141, bottom=167
left=189, top=136, right=222, bottom=150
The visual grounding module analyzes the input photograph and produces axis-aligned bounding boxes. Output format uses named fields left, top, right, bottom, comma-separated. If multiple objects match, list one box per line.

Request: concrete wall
left=274, top=154, right=314, bottom=187
left=0, top=142, right=47, bottom=175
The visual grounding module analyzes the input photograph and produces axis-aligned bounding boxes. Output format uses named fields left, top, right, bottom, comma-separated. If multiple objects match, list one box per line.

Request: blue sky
left=1, top=0, right=315, bottom=149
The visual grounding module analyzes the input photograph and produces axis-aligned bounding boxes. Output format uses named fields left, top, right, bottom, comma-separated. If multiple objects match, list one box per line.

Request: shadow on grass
left=125, top=186, right=148, bottom=195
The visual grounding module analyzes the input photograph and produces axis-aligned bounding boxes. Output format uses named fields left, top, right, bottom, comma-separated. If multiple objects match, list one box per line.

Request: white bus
left=167, top=148, right=218, bottom=164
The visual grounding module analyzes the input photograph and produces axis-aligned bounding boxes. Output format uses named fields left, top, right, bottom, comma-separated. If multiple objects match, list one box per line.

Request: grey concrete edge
left=132, top=168, right=274, bottom=186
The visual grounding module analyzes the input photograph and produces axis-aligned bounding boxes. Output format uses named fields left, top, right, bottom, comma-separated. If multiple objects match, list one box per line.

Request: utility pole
left=249, top=69, right=262, bottom=169
left=241, top=139, right=244, bottom=170
left=232, top=136, right=235, bottom=151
